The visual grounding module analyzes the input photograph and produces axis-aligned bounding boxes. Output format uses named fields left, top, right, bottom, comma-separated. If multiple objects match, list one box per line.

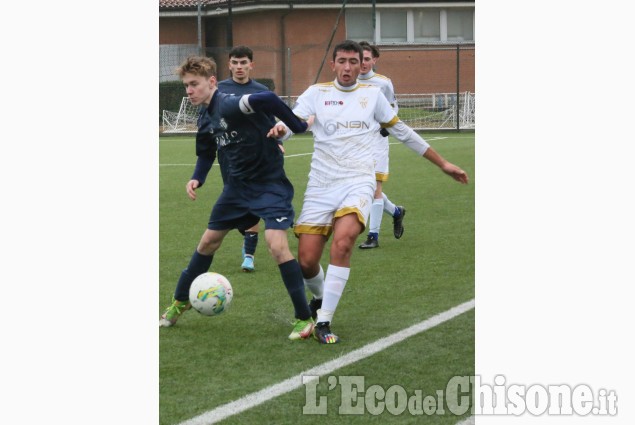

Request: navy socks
left=174, top=251, right=214, bottom=301
left=243, top=231, right=258, bottom=256
left=279, top=259, right=312, bottom=320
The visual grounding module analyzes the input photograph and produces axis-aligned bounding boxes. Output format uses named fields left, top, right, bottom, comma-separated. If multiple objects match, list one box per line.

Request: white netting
left=162, top=97, right=198, bottom=133
left=284, top=92, right=475, bottom=131
left=161, top=92, right=475, bottom=133
left=396, top=92, right=475, bottom=130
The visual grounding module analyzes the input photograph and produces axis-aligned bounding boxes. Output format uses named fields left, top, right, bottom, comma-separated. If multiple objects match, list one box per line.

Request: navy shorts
left=208, top=179, right=295, bottom=232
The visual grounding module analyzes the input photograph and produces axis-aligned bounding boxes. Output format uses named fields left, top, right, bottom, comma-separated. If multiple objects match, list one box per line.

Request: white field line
left=177, top=299, right=475, bottom=425
left=282, top=152, right=312, bottom=158
left=160, top=136, right=454, bottom=166
left=160, top=152, right=312, bottom=167
left=160, top=163, right=203, bottom=166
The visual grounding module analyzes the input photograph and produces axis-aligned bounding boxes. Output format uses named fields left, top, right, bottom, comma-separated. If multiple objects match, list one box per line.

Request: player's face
left=228, top=56, right=253, bottom=83
left=182, top=73, right=216, bottom=106
left=360, top=49, right=375, bottom=74
left=331, top=50, right=361, bottom=87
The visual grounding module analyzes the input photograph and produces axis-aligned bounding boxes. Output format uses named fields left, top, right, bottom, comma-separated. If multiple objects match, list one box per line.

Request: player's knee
left=298, top=259, right=319, bottom=278
left=266, top=241, right=293, bottom=264
left=197, top=239, right=220, bottom=256
left=297, top=251, right=319, bottom=274
left=198, top=230, right=223, bottom=255
left=330, top=237, right=355, bottom=259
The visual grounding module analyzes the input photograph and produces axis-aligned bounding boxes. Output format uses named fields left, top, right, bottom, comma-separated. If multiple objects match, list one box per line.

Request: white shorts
left=372, top=132, right=390, bottom=182
left=294, top=180, right=375, bottom=238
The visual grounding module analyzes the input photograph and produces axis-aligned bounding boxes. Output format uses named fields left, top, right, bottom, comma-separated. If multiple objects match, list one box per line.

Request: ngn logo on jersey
left=324, top=120, right=371, bottom=136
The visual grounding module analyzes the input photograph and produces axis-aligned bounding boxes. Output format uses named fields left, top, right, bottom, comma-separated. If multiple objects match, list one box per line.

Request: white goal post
left=161, top=92, right=475, bottom=134
left=395, top=92, right=475, bottom=131
left=162, top=97, right=199, bottom=133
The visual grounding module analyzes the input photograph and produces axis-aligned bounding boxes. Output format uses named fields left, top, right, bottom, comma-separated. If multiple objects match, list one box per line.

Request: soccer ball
left=189, top=272, right=233, bottom=316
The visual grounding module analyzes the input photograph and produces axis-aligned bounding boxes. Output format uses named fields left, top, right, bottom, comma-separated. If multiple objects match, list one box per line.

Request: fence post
left=197, top=1, right=203, bottom=56
left=456, top=44, right=460, bottom=132
left=284, top=47, right=292, bottom=97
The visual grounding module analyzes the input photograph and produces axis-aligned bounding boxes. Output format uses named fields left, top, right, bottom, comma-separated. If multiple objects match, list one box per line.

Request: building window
left=346, top=7, right=473, bottom=44
left=447, top=9, right=474, bottom=42
left=346, top=9, right=374, bottom=41
left=414, top=10, right=441, bottom=42
left=379, top=10, right=407, bottom=43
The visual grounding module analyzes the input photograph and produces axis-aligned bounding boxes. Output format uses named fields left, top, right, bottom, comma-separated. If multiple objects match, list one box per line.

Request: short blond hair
left=177, top=55, right=217, bottom=79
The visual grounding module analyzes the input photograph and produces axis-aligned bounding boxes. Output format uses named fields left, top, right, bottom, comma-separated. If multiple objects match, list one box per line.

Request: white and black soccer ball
left=189, top=272, right=233, bottom=316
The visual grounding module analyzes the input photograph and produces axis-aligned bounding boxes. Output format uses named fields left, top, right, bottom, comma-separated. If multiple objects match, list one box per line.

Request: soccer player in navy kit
left=159, top=55, right=316, bottom=340
left=217, top=45, right=273, bottom=273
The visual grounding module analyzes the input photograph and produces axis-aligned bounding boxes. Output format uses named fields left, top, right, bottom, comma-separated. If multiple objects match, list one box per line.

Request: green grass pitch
left=159, top=132, right=474, bottom=424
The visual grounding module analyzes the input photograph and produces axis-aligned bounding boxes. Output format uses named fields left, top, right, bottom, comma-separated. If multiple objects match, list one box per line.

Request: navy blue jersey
left=218, top=78, right=269, bottom=96
left=216, top=79, right=276, bottom=181
left=193, top=90, right=289, bottom=187
left=189, top=89, right=307, bottom=231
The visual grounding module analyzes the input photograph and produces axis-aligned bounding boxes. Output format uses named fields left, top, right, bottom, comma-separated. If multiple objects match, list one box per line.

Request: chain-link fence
left=162, top=91, right=475, bottom=133
left=160, top=43, right=475, bottom=130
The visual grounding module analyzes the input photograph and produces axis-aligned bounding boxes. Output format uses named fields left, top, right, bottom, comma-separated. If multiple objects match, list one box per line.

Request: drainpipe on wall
left=227, top=0, right=233, bottom=49
left=372, top=0, right=376, bottom=44
left=280, top=3, right=293, bottom=97
left=197, top=0, right=203, bottom=55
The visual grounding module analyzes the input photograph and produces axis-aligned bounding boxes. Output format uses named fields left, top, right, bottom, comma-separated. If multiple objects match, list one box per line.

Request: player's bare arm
left=422, top=147, right=469, bottom=184
left=385, top=121, right=469, bottom=185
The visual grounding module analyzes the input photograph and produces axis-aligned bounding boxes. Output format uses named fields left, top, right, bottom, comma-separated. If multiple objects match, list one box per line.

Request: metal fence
left=160, top=43, right=475, bottom=130
left=162, top=91, right=474, bottom=133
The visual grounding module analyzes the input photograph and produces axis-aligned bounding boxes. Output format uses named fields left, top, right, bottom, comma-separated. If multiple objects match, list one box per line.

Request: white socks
left=304, top=264, right=324, bottom=299
left=368, top=199, right=384, bottom=234
left=317, top=264, right=350, bottom=324
left=369, top=194, right=397, bottom=236
left=382, top=192, right=396, bottom=216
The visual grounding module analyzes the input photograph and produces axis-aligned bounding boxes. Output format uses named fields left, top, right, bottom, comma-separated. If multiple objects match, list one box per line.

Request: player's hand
left=186, top=179, right=200, bottom=200
left=441, top=163, right=469, bottom=184
left=306, top=115, right=315, bottom=128
left=267, top=123, right=287, bottom=138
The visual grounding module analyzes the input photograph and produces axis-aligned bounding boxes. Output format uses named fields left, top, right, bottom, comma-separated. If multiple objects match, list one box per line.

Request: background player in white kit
left=269, top=40, right=468, bottom=344
left=357, top=41, right=405, bottom=249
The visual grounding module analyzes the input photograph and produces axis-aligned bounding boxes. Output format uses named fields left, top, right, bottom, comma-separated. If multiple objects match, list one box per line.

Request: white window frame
left=347, top=6, right=474, bottom=45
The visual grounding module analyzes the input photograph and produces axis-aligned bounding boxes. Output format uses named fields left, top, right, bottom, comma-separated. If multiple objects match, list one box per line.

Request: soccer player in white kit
left=357, top=41, right=405, bottom=249
left=268, top=40, right=468, bottom=344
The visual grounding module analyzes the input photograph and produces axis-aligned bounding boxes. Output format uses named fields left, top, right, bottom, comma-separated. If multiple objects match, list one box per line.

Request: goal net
left=396, top=92, right=475, bottom=131
left=161, top=92, right=475, bottom=133
left=284, top=92, right=475, bottom=131
left=162, top=97, right=199, bottom=133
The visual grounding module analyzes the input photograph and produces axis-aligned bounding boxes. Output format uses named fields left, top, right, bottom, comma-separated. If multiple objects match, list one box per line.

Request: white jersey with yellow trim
left=358, top=70, right=398, bottom=114
left=292, top=79, right=398, bottom=187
